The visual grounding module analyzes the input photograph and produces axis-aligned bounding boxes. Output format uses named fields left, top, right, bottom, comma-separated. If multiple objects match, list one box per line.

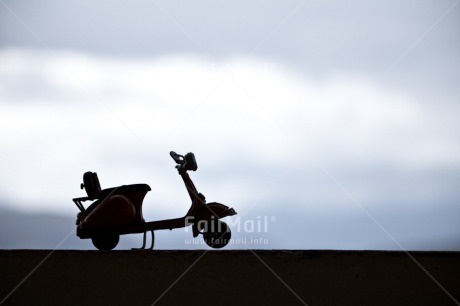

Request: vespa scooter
left=73, top=151, right=236, bottom=250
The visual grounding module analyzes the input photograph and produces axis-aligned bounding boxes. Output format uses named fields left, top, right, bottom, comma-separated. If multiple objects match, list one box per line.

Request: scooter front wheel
left=91, top=234, right=120, bottom=250
left=203, top=220, right=231, bottom=249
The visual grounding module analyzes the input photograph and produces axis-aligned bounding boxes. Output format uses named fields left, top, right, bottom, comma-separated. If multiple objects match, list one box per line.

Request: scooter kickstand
left=132, top=230, right=154, bottom=250
left=147, top=230, right=154, bottom=250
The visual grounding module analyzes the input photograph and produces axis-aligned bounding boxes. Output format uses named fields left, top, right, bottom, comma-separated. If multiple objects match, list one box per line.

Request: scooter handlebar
left=170, top=151, right=185, bottom=164
left=170, top=151, right=198, bottom=172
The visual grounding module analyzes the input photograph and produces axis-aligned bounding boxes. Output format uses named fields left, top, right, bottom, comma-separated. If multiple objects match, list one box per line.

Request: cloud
left=1, top=0, right=459, bottom=249
left=0, top=49, right=459, bottom=250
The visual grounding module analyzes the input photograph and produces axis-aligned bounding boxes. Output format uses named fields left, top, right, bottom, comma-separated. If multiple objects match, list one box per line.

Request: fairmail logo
left=184, top=215, right=276, bottom=233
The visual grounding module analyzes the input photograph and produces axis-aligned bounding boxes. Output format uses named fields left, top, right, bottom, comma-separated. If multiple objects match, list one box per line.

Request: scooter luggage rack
left=72, top=151, right=237, bottom=250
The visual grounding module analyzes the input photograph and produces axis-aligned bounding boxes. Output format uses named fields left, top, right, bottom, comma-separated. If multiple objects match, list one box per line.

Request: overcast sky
left=0, top=0, right=459, bottom=250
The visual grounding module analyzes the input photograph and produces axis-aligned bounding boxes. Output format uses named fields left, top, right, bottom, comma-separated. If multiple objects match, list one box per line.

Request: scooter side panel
left=83, top=195, right=137, bottom=230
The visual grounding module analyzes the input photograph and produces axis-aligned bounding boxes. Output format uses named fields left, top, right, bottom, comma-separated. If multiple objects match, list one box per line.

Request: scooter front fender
left=192, top=202, right=237, bottom=237
left=199, top=202, right=237, bottom=219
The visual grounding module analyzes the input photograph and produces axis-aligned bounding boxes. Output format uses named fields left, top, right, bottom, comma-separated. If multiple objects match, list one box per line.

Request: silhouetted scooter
left=73, top=151, right=236, bottom=250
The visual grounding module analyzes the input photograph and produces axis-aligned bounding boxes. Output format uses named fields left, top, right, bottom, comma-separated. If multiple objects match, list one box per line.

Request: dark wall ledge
left=1, top=250, right=459, bottom=306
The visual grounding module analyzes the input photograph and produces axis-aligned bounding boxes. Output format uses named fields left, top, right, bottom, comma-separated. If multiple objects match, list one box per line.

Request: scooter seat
left=82, top=171, right=102, bottom=199
left=100, top=184, right=151, bottom=198
left=81, top=171, right=151, bottom=200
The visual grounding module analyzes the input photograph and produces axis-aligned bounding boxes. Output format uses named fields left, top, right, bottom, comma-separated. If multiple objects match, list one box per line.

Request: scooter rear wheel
left=91, top=234, right=119, bottom=250
left=203, top=220, right=231, bottom=249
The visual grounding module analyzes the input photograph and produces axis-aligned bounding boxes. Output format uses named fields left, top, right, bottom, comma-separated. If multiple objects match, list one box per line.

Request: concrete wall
left=1, top=250, right=459, bottom=306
